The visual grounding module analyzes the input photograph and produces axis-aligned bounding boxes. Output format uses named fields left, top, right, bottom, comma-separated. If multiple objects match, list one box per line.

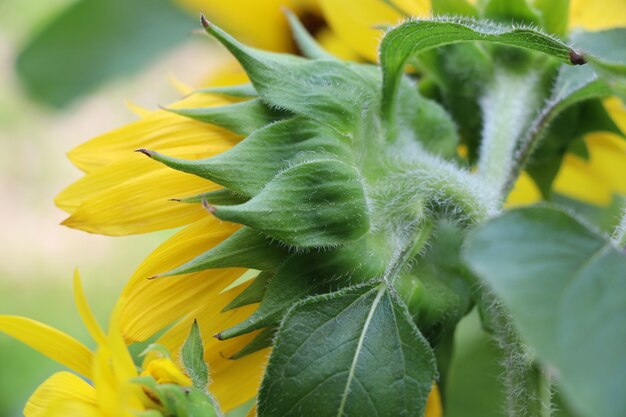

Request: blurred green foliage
left=16, top=0, right=195, bottom=107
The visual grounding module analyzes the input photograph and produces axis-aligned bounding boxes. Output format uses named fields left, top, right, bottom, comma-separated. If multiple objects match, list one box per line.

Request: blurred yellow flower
left=54, top=1, right=626, bottom=415
left=0, top=271, right=190, bottom=417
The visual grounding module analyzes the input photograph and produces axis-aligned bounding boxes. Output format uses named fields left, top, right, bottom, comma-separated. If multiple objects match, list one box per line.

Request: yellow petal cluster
left=0, top=272, right=191, bottom=417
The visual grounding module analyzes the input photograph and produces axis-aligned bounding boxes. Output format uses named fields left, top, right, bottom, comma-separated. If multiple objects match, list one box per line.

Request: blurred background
left=0, top=0, right=224, bottom=415
left=0, top=1, right=579, bottom=417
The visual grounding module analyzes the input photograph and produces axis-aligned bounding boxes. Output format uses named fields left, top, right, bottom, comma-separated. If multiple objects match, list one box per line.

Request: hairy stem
left=478, top=68, right=542, bottom=203
left=479, top=289, right=552, bottom=417
left=612, top=206, right=626, bottom=248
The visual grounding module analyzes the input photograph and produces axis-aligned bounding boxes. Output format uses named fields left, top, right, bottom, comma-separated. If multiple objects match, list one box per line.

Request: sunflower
left=0, top=271, right=198, bottom=417
left=54, top=1, right=625, bottom=416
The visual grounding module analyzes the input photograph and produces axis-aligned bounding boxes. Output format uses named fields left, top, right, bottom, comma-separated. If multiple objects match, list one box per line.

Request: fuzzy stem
left=478, top=68, right=542, bottom=203
left=479, top=289, right=552, bottom=417
left=611, top=206, right=626, bottom=248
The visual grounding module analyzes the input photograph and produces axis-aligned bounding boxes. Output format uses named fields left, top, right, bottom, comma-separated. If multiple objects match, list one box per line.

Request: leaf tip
left=202, top=199, right=218, bottom=214
left=200, top=14, right=210, bottom=30
left=569, top=50, right=587, bottom=65
left=135, top=148, right=154, bottom=158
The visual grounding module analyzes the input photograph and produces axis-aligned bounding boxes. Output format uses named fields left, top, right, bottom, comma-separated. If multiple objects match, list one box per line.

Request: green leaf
left=548, top=65, right=612, bottom=113
left=398, top=219, right=473, bottom=344
left=180, top=321, right=209, bottom=392
left=155, top=227, right=289, bottom=278
left=532, top=0, right=569, bottom=36
left=212, top=159, right=369, bottom=248
left=521, top=67, right=620, bottom=197
left=380, top=18, right=583, bottom=119
left=16, top=0, right=193, bottom=107
left=463, top=206, right=626, bottom=417
left=513, top=65, right=613, bottom=196
left=169, top=99, right=287, bottom=136
left=258, top=284, right=437, bottom=417
left=570, top=29, right=626, bottom=100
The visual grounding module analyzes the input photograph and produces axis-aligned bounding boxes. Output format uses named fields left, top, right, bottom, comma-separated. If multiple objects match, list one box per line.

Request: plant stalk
left=612, top=206, right=626, bottom=248
left=478, top=67, right=542, bottom=204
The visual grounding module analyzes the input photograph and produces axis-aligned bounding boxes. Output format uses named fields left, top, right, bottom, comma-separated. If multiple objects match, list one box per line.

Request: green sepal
left=418, top=44, right=493, bottom=162
left=396, top=219, right=473, bottom=344
left=481, top=0, right=543, bottom=26
left=212, top=159, right=369, bottom=248
left=193, top=83, right=257, bottom=98
left=431, top=0, right=478, bottom=17
left=229, top=327, right=276, bottom=360
left=284, top=8, right=335, bottom=60
left=177, top=189, right=248, bottom=206
left=395, top=77, right=460, bottom=156
left=216, top=255, right=324, bottom=340
left=217, top=236, right=390, bottom=340
left=155, top=384, right=222, bottom=417
left=139, top=117, right=352, bottom=198
left=168, top=98, right=286, bottom=136
left=258, top=283, right=437, bottom=417
left=180, top=320, right=209, bottom=392
left=222, top=271, right=273, bottom=312
left=155, top=227, right=289, bottom=278
left=201, top=18, right=378, bottom=136
left=380, top=18, right=584, bottom=121
left=134, top=411, right=164, bottom=417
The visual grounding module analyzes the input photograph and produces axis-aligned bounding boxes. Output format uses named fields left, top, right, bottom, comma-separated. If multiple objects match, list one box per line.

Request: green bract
left=134, top=6, right=626, bottom=417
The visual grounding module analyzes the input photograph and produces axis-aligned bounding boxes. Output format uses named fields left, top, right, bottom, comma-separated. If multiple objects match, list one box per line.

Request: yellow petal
left=92, top=347, right=121, bottom=416
left=66, top=94, right=240, bottom=174
left=152, top=288, right=268, bottom=412
left=57, top=144, right=230, bottom=215
left=46, top=400, right=102, bottom=417
left=554, top=132, right=626, bottom=204
left=117, top=216, right=241, bottom=342
left=0, top=315, right=93, bottom=378
left=73, top=270, right=107, bottom=347
left=316, top=28, right=361, bottom=61
left=569, top=0, right=626, bottom=31
left=24, top=372, right=97, bottom=417
left=605, top=97, right=626, bottom=134
left=177, top=0, right=301, bottom=52
left=142, top=357, right=192, bottom=386
left=319, top=0, right=430, bottom=62
left=505, top=171, right=542, bottom=207
left=425, top=384, right=443, bottom=417
left=125, top=100, right=154, bottom=118
left=246, top=404, right=257, bottom=417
